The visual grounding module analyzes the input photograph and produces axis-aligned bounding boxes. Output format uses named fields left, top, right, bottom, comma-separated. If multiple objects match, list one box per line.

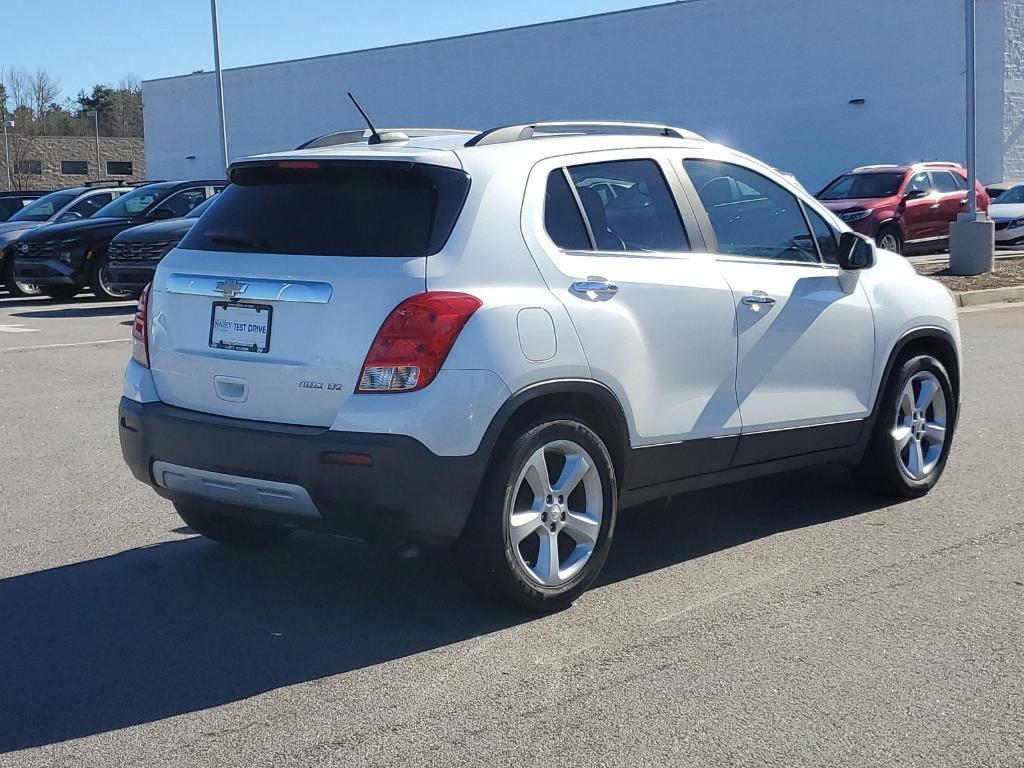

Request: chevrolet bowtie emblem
left=214, top=279, right=248, bottom=298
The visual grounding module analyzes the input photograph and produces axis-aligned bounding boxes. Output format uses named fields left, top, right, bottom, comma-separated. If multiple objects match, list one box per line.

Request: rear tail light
left=132, top=282, right=152, bottom=368
left=357, top=291, right=482, bottom=393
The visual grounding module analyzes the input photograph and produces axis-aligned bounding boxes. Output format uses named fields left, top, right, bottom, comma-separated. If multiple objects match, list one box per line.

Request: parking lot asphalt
left=1, top=293, right=1022, bottom=767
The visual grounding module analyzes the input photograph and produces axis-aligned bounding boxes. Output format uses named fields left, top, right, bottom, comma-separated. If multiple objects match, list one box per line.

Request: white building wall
left=1004, top=0, right=1024, bottom=178
left=143, top=0, right=1010, bottom=190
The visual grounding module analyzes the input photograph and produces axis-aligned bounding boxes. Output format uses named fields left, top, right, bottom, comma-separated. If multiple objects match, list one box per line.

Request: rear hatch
left=148, top=158, right=470, bottom=426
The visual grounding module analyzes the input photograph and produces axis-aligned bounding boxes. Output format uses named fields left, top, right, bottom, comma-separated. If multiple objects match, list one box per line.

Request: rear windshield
left=180, top=162, right=470, bottom=257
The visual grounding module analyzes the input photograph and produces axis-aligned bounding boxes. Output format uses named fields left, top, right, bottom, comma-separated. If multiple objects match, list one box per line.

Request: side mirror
left=838, top=231, right=875, bottom=269
left=150, top=208, right=175, bottom=221
left=57, top=211, right=83, bottom=223
left=903, top=188, right=928, bottom=201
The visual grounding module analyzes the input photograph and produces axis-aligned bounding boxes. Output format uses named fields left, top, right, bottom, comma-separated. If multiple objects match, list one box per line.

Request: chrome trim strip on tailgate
left=166, top=273, right=333, bottom=303
left=152, top=461, right=321, bottom=519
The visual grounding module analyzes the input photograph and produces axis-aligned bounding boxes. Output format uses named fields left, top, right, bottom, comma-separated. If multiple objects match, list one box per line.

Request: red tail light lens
left=132, top=282, right=151, bottom=368
left=357, top=291, right=482, bottom=393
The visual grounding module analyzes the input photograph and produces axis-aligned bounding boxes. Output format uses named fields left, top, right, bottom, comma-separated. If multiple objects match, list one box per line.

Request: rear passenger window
left=565, top=160, right=689, bottom=252
left=544, top=171, right=590, bottom=250
left=683, top=159, right=818, bottom=262
left=930, top=171, right=960, bottom=194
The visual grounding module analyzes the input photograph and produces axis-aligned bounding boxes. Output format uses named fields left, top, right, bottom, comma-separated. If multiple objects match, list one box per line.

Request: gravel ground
left=915, top=256, right=1024, bottom=292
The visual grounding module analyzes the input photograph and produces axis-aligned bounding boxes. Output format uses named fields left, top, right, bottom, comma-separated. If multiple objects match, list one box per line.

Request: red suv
left=817, top=163, right=989, bottom=254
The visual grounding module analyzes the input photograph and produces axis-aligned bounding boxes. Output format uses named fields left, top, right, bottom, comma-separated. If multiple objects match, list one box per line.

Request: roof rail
left=912, top=161, right=963, bottom=169
left=83, top=179, right=164, bottom=187
left=465, top=121, right=707, bottom=147
left=296, top=127, right=477, bottom=150
left=852, top=164, right=902, bottom=172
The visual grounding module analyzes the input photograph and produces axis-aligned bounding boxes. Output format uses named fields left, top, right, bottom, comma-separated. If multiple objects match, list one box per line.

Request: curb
left=954, top=285, right=1024, bottom=307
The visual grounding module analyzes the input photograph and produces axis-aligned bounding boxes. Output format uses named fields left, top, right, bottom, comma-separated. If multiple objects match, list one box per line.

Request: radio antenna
left=348, top=92, right=382, bottom=145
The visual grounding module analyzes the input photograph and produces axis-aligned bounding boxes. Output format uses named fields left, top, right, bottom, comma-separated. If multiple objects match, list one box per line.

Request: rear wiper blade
left=204, top=228, right=265, bottom=249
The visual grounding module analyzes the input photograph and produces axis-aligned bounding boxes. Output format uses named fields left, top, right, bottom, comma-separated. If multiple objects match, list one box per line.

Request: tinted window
left=804, top=204, right=840, bottom=264
left=905, top=172, right=931, bottom=195
left=61, top=160, right=88, bottom=175
left=544, top=171, right=590, bottom=249
left=566, top=160, right=688, bottom=252
left=685, top=159, right=817, bottom=263
left=107, top=161, right=133, bottom=176
left=9, top=191, right=77, bottom=222
left=994, top=185, right=1024, bottom=204
left=93, top=186, right=173, bottom=218
left=0, top=199, right=24, bottom=220
left=66, top=193, right=114, bottom=219
left=181, top=162, right=470, bottom=257
left=930, top=171, right=960, bottom=194
left=952, top=173, right=968, bottom=192
left=154, top=188, right=209, bottom=218
left=818, top=172, right=903, bottom=200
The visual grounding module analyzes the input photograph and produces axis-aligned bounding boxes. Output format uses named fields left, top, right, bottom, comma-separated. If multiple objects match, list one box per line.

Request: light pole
left=949, top=0, right=994, bottom=275
left=87, top=109, right=101, bottom=182
left=211, top=0, right=229, bottom=172
left=2, top=120, right=13, bottom=191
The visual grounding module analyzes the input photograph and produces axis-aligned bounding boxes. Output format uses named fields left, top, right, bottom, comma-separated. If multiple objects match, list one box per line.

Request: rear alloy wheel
left=91, top=250, right=131, bottom=301
left=460, top=418, right=617, bottom=612
left=855, top=354, right=955, bottom=497
left=876, top=227, right=903, bottom=254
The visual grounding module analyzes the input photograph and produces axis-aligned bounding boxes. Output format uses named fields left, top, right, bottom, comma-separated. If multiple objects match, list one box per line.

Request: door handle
left=929, top=203, right=941, bottom=210
left=742, top=293, right=776, bottom=311
left=959, top=199, right=968, bottom=206
left=570, top=277, right=619, bottom=300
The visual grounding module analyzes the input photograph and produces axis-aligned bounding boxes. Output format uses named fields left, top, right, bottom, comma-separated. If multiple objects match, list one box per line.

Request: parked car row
left=0, top=180, right=224, bottom=299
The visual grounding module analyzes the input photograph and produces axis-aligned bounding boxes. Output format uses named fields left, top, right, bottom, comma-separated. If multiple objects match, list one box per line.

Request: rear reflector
left=132, top=283, right=152, bottom=368
left=357, top=292, right=482, bottom=393
left=319, top=451, right=374, bottom=467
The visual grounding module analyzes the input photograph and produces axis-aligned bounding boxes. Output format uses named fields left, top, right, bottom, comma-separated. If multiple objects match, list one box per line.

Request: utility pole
left=211, top=0, right=230, bottom=172
left=949, top=0, right=994, bottom=275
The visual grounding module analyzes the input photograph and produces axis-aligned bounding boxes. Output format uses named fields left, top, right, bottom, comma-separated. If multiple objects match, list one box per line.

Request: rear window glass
left=180, top=162, right=470, bottom=257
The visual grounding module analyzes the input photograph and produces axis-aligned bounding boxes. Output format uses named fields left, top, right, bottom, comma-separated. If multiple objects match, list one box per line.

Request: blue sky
left=9, top=0, right=665, bottom=102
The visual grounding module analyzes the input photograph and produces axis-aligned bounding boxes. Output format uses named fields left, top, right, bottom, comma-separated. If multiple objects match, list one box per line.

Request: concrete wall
left=1004, top=0, right=1024, bottom=179
left=144, top=0, right=1010, bottom=190
left=1, top=136, right=145, bottom=191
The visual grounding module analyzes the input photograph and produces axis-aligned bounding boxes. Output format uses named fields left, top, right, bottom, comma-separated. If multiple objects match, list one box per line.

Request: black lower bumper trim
left=118, top=398, right=488, bottom=545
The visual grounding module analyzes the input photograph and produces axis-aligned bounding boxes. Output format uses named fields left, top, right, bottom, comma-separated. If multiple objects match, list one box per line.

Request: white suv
left=119, top=122, right=961, bottom=611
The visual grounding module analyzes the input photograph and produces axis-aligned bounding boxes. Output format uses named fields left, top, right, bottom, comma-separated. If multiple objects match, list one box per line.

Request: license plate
left=209, top=302, right=273, bottom=353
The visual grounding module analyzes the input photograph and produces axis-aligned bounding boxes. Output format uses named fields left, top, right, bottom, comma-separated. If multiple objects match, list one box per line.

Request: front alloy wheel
left=893, top=371, right=947, bottom=482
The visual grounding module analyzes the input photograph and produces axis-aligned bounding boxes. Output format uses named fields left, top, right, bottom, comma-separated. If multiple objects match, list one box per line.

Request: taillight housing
left=357, top=291, right=482, bottom=393
left=132, top=282, right=151, bottom=368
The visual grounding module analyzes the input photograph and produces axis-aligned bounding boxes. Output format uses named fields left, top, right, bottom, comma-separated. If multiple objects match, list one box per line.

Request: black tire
left=1, top=255, right=42, bottom=297
left=43, top=285, right=81, bottom=301
left=174, top=502, right=295, bottom=547
left=458, top=417, right=618, bottom=612
left=90, top=249, right=131, bottom=301
left=875, top=225, right=903, bottom=255
left=854, top=354, right=956, bottom=498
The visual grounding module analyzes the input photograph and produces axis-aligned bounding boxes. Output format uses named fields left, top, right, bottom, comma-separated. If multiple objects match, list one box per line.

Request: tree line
left=1, top=67, right=144, bottom=138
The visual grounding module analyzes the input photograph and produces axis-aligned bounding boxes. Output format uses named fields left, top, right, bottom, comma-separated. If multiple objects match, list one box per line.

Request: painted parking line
left=0, top=324, right=40, bottom=333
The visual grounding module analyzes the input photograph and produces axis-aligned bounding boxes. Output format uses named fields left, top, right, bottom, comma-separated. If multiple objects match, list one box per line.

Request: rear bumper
left=118, top=397, right=489, bottom=544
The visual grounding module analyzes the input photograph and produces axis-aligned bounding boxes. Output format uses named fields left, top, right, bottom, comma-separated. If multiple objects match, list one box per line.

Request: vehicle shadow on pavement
left=13, top=304, right=136, bottom=319
left=0, top=464, right=888, bottom=752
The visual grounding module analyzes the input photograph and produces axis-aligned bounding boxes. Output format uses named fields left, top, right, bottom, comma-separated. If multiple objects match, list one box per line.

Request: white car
left=988, top=183, right=1024, bottom=245
left=119, top=122, right=961, bottom=611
